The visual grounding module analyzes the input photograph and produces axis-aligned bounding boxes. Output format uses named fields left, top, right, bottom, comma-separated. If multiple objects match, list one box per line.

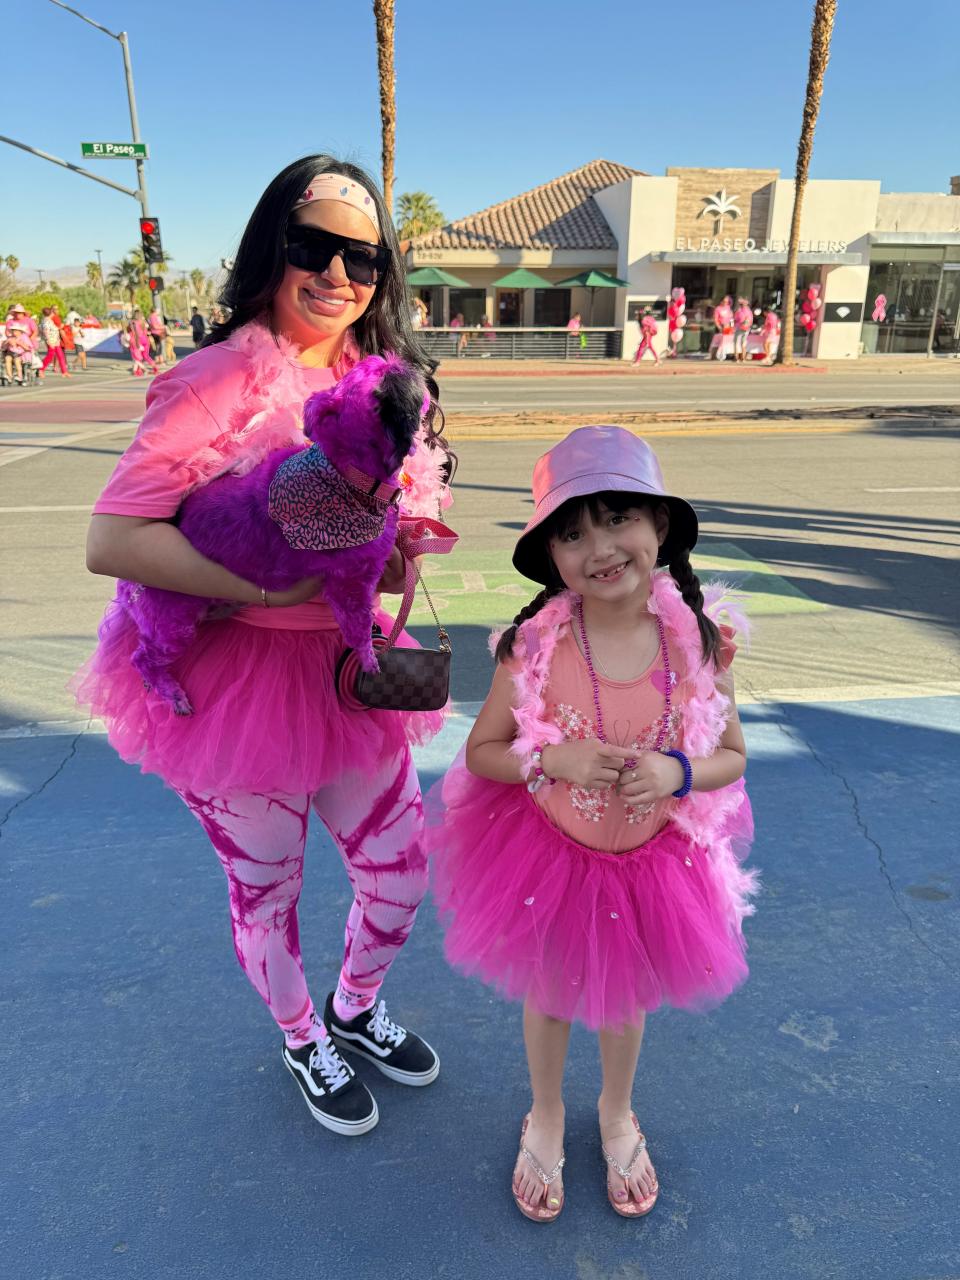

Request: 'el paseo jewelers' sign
left=675, top=236, right=849, bottom=254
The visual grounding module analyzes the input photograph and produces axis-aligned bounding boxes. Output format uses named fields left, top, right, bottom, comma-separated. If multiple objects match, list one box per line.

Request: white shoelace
left=368, top=1000, right=406, bottom=1048
left=309, top=1035, right=351, bottom=1091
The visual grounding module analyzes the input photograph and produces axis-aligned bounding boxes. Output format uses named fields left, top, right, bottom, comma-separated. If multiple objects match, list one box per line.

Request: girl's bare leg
left=513, top=999, right=571, bottom=1208
left=598, top=1015, right=658, bottom=1206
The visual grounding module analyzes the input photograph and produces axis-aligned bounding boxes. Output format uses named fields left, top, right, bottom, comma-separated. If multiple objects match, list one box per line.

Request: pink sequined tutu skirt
left=428, top=764, right=754, bottom=1030
left=71, top=601, right=444, bottom=797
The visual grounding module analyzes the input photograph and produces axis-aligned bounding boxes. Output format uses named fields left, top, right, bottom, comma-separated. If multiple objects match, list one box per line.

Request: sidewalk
left=4, top=694, right=958, bottom=1280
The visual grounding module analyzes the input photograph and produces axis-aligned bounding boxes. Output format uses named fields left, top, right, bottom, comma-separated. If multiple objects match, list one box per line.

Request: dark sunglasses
left=285, top=224, right=391, bottom=287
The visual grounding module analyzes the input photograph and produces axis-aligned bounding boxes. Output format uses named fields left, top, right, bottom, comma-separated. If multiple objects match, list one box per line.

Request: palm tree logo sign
left=699, top=188, right=742, bottom=236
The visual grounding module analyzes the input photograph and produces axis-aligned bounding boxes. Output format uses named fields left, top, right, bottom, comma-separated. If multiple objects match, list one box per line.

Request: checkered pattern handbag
left=335, top=559, right=451, bottom=713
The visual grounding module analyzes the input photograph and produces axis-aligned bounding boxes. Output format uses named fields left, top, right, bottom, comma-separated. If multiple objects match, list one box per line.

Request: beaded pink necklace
left=576, top=597, right=673, bottom=757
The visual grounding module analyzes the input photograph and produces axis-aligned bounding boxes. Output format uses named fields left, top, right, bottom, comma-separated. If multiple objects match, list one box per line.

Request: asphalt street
left=2, top=360, right=959, bottom=1280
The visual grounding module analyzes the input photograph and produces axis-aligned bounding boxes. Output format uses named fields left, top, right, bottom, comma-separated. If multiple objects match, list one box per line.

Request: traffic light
left=139, top=216, right=164, bottom=264
left=148, top=276, right=165, bottom=294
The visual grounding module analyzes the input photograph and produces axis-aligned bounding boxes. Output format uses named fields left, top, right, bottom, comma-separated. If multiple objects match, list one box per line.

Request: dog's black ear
left=374, top=362, right=427, bottom=467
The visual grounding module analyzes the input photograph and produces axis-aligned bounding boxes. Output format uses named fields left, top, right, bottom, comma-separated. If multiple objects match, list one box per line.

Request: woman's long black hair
left=494, top=492, right=720, bottom=667
left=203, top=154, right=453, bottom=459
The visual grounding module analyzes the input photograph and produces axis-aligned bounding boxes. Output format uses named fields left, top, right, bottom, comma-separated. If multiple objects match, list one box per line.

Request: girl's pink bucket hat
left=512, top=425, right=699, bottom=584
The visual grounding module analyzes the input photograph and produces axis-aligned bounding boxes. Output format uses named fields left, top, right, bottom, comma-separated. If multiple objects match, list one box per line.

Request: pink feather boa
left=500, top=571, right=757, bottom=926
left=172, top=320, right=450, bottom=519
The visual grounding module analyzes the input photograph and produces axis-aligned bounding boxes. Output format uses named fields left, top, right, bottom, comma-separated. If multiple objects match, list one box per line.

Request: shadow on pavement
left=3, top=693, right=958, bottom=1278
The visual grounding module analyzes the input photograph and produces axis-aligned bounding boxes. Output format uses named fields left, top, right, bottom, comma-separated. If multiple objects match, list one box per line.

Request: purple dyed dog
left=118, top=354, right=428, bottom=715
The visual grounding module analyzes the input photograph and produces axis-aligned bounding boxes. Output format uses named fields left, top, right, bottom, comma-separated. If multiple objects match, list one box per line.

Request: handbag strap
left=381, top=557, right=448, bottom=650
left=376, top=515, right=457, bottom=649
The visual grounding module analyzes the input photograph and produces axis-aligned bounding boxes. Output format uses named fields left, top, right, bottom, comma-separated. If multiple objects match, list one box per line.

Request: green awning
left=552, top=270, right=627, bottom=290
left=405, top=266, right=471, bottom=287
left=491, top=268, right=554, bottom=289
left=552, top=269, right=629, bottom=289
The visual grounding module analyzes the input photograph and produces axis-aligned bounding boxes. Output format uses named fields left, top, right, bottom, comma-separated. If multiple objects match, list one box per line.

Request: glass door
left=933, top=264, right=960, bottom=353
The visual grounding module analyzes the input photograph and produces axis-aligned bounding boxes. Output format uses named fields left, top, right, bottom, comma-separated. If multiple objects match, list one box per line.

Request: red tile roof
left=412, top=159, right=645, bottom=252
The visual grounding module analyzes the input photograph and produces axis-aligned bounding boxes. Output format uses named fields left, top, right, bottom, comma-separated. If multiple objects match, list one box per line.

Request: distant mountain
left=16, top=264, right=109, bottom=287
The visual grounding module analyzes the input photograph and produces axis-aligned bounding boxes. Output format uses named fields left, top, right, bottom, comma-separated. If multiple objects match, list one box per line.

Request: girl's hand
left=616, top=751, right=685, bottom=806
left=540, top=740, right=634, bottom=790
left=264, top=576, right=323, bottom=608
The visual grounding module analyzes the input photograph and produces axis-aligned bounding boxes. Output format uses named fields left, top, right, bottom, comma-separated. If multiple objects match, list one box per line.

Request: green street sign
left=81, top=141, right=149, bottom=160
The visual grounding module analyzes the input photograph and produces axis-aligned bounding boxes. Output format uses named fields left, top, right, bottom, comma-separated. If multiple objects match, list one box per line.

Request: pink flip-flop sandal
left=601, top=1112, right=659, bottom=1218
left=512, top=1114, right=566, bottom=1223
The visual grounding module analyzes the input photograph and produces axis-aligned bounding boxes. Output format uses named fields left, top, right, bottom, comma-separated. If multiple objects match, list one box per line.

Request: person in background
left=60, top=317, right=84, bottom=371
left=161, top=313, right=177, bottom=365
left=147, top=308, right=168, bottom=366
left=712, top=295, right=734, bottom=360
left=632, top=308, right=660, bottom=366
left=3, top=318, right=33, bottom=384
left=38, top=307, right=70, bottom=378
left=125, top=309, right=159, bottom=377
left=479, top=313, right=497, bottom=357
left=450, top=311, right=468, bottom=357
left=762, top=308, right=781, bottom=365
left=733, top=297, right=754, bottom=363
left=191, top=306, right=207, bottom=348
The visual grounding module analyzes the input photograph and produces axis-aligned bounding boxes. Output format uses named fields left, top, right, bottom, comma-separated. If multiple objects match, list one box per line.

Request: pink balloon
left=677, top=315, right=687, bottom=327
left=812, top=298, right=822, bottom=309
left=671, top=328, right=683, bottom=343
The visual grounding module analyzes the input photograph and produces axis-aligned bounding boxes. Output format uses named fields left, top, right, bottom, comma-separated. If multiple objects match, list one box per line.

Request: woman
left=38, top=306, right=70, bottom=378
left=75, top=155, right=453, bottom=1137
left=124, top=309, right=159, bottom=377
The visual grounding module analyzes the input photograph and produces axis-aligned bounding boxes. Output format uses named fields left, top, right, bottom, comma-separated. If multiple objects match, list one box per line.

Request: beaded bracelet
left=526, top=743, right=557, bottom=794
left=661, top=749, right=693, bottom=799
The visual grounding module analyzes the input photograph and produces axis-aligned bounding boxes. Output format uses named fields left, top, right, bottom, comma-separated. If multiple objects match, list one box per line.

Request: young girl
left=74, top=155, right=454, bottom=1138
left=429, top=426, right=756, bottom=1220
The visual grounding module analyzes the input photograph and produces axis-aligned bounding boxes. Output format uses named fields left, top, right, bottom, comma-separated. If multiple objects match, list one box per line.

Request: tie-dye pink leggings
left=176, top=749, right=426, bottom=1045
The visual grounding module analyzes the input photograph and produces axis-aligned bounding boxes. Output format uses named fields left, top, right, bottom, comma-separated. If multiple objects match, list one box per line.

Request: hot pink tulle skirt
left=70, top=601, right=444, bottom=797
left=427, top=764, right=754, bottom=1030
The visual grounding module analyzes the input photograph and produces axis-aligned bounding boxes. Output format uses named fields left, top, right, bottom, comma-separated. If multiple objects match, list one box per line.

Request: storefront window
left=861, top=247, right=945, bottom=354
left=449, top=288, right=487, bottom=327
left=534, top=289, right=570, bottom=326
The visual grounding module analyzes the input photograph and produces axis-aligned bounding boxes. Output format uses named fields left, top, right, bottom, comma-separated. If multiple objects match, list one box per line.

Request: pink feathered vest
left=500, top=572, right=758, bottom=927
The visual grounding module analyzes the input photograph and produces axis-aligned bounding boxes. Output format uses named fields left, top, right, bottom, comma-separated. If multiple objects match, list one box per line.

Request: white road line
left=0, top=504, right=93, bottom=513
left=0, top=422, right=137, bottom=469
left=864, top=485, right=960, bottom=493
left=447, top=396, right=960, bottom=411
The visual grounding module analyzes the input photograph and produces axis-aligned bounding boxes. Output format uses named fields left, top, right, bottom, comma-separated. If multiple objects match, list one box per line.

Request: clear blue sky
left=3, top=0, right=958, bottom=279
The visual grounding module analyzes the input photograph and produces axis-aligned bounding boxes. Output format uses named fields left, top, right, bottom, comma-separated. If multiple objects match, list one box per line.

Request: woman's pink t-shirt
left=94, top=345, right=336, bottom=519
left=734, top=305, right=753, bottom=331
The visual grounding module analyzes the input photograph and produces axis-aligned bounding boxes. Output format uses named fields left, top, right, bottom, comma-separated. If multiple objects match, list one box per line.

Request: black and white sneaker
left=281, top=1030, right=379, bottom=1135
left=325, top=992, right=440, bottom=1087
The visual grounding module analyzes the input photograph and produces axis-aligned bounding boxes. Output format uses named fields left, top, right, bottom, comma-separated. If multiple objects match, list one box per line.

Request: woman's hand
left=263, top=576, right=323, bottom=608
left=616, top=751, right=685, bottom=806
left=377, top=546, right=410, bottom=595
left=540, top=740, right=633, bottom=790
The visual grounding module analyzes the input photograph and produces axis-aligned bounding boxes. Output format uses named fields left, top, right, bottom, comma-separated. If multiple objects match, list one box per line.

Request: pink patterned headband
left=292, top=173, right=380, bottom=234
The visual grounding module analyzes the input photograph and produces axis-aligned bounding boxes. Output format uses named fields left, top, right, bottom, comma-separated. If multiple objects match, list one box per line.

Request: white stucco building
left=407, top=162, right=960, bottom=359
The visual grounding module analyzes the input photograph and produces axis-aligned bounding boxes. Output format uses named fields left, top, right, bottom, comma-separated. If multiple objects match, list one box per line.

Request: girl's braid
left=667, top=548, right=721, bottom=667
left=494, top=585, right=562, bottom=664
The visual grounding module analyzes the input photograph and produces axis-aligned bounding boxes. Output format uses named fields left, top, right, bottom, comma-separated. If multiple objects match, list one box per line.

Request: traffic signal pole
left=118, top=30, right=149, bottom=214
left=2, top=3, right=151, bottom=213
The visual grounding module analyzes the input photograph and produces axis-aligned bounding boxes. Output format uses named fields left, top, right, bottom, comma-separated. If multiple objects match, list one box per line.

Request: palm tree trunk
left=373, top=0, right=396, bottom=221
left=778, top=0, right=837, bottom=365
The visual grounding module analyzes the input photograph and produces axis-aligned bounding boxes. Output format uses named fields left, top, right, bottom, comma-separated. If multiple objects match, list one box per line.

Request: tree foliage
left=396, top=192, right=445, bottom=240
